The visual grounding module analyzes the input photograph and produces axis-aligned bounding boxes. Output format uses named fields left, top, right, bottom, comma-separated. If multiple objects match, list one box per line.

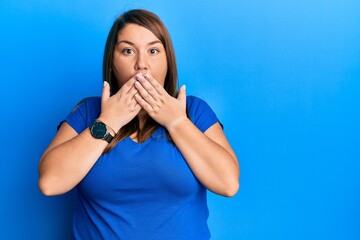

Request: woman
left=38, top=9, right=239, bottom=239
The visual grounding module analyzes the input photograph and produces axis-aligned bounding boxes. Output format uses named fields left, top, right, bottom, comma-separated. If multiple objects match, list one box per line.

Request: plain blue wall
left=1, top=0, right=359, bottom=239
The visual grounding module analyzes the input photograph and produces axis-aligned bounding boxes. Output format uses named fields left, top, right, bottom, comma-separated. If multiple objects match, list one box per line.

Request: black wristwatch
left=89, top=120, right=114, bottom=143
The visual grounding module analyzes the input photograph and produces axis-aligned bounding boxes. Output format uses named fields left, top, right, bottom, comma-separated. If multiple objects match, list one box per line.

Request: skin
left=38, top=24, right=240, bottom=197
left=99, top=24, right=168, bottom=132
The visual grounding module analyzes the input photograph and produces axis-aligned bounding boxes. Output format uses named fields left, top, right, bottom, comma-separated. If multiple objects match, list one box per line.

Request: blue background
left=1, top=0, right=359, bottom=239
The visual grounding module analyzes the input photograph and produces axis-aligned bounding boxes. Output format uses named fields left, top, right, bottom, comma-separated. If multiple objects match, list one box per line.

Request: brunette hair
left=103, top=9, right=178, bottom=152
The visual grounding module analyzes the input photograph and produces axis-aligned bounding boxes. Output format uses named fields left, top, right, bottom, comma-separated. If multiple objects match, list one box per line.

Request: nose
left=134, top=52, right=148, bottom=72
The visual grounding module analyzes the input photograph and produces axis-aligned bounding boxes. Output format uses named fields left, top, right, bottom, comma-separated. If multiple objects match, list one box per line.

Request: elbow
left=211, top=177, right=239, bottom=197
left=38, top=177, right=55, bottom=196
left=38, top=176, right=67, bottom=197
left=38, top=159, right=56, bottom=196
left=222, top=180, right=239, bottom=197
left=220, top=157, right=240, bottom=197
left=221, top=167, right=240, bottom=197
left=38, top=163, right=69, bottom=196
left=210, top=168, right=240, bottom=197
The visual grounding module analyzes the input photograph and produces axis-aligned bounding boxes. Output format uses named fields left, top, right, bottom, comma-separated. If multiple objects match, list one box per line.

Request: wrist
left=89, top=120, right=115, bottom=143
left=97, top=116, right=123, bottom=133
left=165, top=116, right=187, bottom=132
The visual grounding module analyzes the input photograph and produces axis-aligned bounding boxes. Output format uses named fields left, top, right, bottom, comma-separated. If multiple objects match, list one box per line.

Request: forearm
left=38, top=129, right=107, bottom=196
left=167, top=119, right=239, bottom=197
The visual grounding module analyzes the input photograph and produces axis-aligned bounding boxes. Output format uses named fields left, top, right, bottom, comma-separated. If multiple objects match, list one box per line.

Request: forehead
left=117, top=23, right=161, bottom=44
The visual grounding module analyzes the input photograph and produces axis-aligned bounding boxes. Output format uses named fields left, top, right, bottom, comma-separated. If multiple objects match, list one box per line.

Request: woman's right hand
left=38, top=77, right=141, bottom=196
left=98, top=75, right=142, bottom=132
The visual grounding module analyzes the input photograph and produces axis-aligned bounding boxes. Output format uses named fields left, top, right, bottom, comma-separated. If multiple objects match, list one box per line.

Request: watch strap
left=104, top=133, right=114, bottom=143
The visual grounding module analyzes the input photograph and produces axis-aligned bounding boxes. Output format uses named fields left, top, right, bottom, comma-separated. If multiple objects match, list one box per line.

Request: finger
left=134, top=93, right=153, bottom=112
left=132, top=102, right=142, bottom=112
left=136, top=73, right=160, bottom=100
left=102, top=81, right=110, bottom=103
left=143, top=73, right=167, bottom=96
left=177, top=85, right=187, bottom=109
left=127, top=85, right=138, bottom=98
left=134, top=81, right=157, bottom=106
left=112, top=77, right=137, bottom=101
left=114, top=76, right=137, bottom=95
left=124, top=77, right=137, bottom=93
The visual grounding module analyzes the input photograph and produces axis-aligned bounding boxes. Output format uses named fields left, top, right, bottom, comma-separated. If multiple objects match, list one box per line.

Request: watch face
left=91, top=122, right=107, bottom=139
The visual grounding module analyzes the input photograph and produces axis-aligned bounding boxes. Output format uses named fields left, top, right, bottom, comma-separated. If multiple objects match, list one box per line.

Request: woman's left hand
left=135, top=73, right=239, bottom=197
left=134, top=73, right=187, bottom=130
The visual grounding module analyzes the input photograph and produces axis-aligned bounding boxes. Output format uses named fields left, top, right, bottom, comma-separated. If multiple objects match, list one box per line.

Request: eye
left=149, top=48, right=159, bottom=54
left=122, top=48, right=135, bottom=55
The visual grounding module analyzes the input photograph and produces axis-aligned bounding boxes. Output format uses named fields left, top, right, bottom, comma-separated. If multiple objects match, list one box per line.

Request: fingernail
left=104, top=81, right=107, bottom=86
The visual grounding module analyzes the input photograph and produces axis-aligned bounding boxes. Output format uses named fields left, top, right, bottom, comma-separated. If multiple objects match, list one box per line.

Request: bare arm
left=38, top=77, right=141, bottom=196
left=168, top=120, right=239, bottom=197
left=38, top=123, right=108, bottom=196
left=134, top=73, right=240, bottom=197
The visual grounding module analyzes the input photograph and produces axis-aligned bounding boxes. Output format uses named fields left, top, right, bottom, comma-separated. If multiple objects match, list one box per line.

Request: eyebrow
left=117, top=40, right=162, bottom=46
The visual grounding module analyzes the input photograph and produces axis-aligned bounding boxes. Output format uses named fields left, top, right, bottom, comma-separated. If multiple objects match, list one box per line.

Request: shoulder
left=186, top=95, right=215, bottom=116
left=70, top=96, right=101, bottom=114
left=60, top=97, right=101, bottom=133
left=68, top=96, right=101, bottom=123
left=186, top=95, right=219, bottom=132
left=186, top=95, right=208, bottom=110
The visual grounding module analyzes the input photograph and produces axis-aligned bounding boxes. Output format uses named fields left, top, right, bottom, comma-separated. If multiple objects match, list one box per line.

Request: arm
left=168, top=120, right=239, bottom=197
left=134, top=73, right=239, bottom=197
left=38, top=123, right=108, bottom=196
left=38, top=77, right=141, bottom=196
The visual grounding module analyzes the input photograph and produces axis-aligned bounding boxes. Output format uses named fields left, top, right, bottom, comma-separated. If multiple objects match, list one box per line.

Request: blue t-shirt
left=62, top=96, right=219, bottom=240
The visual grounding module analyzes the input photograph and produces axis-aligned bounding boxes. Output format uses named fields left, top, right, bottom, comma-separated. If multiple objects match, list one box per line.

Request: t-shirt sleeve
left=57, top=97, right=101, bottom=134
left=187, top=96, right=221, bottom=133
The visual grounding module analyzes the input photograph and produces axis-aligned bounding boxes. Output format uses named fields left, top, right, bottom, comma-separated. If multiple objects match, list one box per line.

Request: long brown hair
left=103, top=9, right=178, bottom=152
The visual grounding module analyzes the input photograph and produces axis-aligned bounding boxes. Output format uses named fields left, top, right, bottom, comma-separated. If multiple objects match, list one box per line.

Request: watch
left=89, top=120, right=114, bottom=143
